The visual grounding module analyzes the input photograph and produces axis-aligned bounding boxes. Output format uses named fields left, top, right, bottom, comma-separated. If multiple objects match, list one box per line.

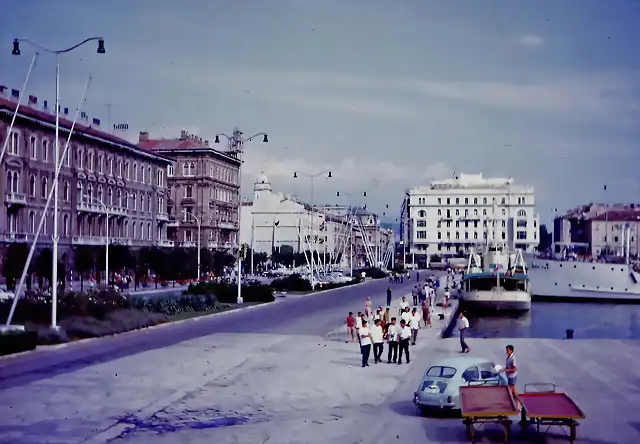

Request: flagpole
left=604, top=184, right=608, bottom=254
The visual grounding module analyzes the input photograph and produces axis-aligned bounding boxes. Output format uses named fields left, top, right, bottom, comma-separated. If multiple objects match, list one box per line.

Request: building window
left=63, top=214, right=69, bottom=236
left=183, top=163, right=190, bottom=176
left=109, top=157, right=114, bottom=175
left=88, top=152, right=94, bottom=171
left=97, top=185, right=103, bottom=202
left=418, top=210, right=426, bottom=218
left=78, top=182, right=84, bottom=202
left=502, top=209, right=506, bottom=216
left=29, top=174, right=36, bottom=196
left=437, top=198, right=442, bottom=205
left=147, top=223, right=151, bottom=240
left=63, top=181, right=70, bottom=201
left=117, top=159, right=122, bottom=177
left=446, top=198, right=450, bottom=205
left=8, top=131, right=19, bottom=155
left=141, top=165, right=146, bottom=183
left=124, top=191, right=129, bottom=209
left=29, top=211, right=36, bottom=233
left=64, top=144, right=71, bottom=167
left=517, top=231, right=527, bottom=240
left=117, top=189, right=122, bottom=207
left=132, top=193, right=137, bottom=210
left=77, top=149, right=83, bottom=169
left=517, top=209, right=526, bottom=217
left=108, top=187, right=113, bottom=205
left=147, top=166, right=152, bottom=183
left=437, top=209, right=441, bottom=216
left=185, top=185, right=193, bottom=198
left=125, top=162, right=130, bottom=179
left=168, top=164, right=174, bottom=177
left=30, top=136, right=37, bottom=159
left=40, top=176, right=48, bottom=198
left=133, top=163, right=138, bottom=182
left=87, top=184, right=93, bottom=200
left=148, top=195, right=151, bottom=212
left=140, top=193, right=144, bottom=211
left=483, top=197, right=487, bottom=204
left=474, top=197, right=478, bottom=204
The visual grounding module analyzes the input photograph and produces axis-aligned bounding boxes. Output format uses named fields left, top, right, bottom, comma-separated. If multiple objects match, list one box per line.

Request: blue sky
left=1, top=0, right=639, bottom=225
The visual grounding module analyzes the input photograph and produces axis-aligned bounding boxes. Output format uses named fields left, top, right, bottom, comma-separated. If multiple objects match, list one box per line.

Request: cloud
left=519, top=34, right=544, bottom=47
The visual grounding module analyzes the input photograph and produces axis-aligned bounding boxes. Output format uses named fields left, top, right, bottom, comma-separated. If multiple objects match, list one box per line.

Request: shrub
left=59, top=310, right=167, bottom=339
left=271, top=274, right=312, bottom=292
left=130, top=292, right=223, bottom=316
left=182, top=280, right=275, bottom=304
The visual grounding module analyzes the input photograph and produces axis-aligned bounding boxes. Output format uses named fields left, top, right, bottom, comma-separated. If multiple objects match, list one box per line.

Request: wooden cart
left=518, top=383, right=586, bottom=443
left=459, top=384, right=519, bottom=443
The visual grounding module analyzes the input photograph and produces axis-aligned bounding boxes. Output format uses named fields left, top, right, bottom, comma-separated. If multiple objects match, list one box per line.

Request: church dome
left=255, top=173, right=270, bottom=185
left=254, top=173, right=272, bottom=193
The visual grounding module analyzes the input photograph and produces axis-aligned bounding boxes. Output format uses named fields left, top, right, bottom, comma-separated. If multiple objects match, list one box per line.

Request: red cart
left=518, top=383, right=586, bottom=443
left=460, top=384, right=519, bottom=443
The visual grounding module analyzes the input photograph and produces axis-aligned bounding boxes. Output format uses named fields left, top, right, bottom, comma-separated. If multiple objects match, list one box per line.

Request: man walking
left=458, top=311, right=470, bottom=353
left=410, top=307, right=421, bottom=345
left=499, top=344, right=520, bottom=411
left=398, top=319, right=411, bottom=364
left=359, top=319, right=372, bottom=367
left=371, top=319, right=384, bottom=363
left=412, top=285, right=419, bottom=306
left=346, top=312, right=356, bottom=343
left=386, top=317, right=398, bottom=363
left=386, top=286, right=392, bottom=307
left=399, top=296, right=409, bottom=316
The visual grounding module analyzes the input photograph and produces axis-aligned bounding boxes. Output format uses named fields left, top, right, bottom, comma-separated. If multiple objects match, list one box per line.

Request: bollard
left=565, top=329, right=574, bottom=339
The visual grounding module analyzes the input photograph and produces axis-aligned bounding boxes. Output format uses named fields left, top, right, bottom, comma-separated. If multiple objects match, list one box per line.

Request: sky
left=1, top=0, right=639, bottom=225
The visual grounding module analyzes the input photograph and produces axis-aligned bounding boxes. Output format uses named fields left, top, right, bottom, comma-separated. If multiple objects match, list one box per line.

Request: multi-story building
left=240, top=175, right=394, bottom=268
left=554, top=203, right=640, bottom=257
left=138, top=130, right=241, bottom=250
left=0, top=85, right=172, bottom=275
left=405, top=172, right=539, bottom=265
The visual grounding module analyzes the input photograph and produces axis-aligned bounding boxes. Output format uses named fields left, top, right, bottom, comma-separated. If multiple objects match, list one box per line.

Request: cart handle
left=524, top=382, right=556, bottom=393
left=466, top=379, right=502, bottom=386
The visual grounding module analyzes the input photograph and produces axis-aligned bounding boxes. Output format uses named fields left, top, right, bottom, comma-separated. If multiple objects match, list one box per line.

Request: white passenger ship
left=461, top=240, right=531, bottom=312
left=527, top=231, right=640, bottom=302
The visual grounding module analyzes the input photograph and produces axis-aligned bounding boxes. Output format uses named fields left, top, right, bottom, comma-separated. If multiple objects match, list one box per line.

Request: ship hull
left=460, top=290, right=531, bottom=313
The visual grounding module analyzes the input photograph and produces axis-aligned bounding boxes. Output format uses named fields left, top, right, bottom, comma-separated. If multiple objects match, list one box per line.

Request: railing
left=167, top=219, right=179, bottom=228
left=156, top=239, right=175, bottom=248
left=207, top=241, right=219, bottom=249
left=72, top=236, right=106, bottom=245
left=77, top=201, right=103, bottom=213
left=110, top=206, right=127, bottom=216
left=5, top=192, right=27, bottom=206
left=157, top=212, right=169, bottom=221
left=217, top=221, right=237, bottom=230
left=4, top=233, right=28, bottom=242
left=180, top=241, right=196, bottom=248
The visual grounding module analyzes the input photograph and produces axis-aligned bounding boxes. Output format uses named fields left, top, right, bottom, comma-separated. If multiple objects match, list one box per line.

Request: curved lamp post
left=215, top=128, right=268, bottom=304
left=293, top=170, right=332, bottom=288
left=12, top=37, right=105, bottom=329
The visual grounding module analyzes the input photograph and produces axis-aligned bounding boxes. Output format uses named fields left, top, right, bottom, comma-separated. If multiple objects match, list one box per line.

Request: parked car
left=0, top=285, right=15, bottom=301
left=413, top=356, right=505, bottom=414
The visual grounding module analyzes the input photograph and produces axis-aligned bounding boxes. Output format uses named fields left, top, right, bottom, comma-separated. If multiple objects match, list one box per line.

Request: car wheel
left=417, top=407, right=428, bottom=417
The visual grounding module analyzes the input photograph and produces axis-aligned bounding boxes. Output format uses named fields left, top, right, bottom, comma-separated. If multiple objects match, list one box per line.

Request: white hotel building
left=406, top=172, right=539, bottom=265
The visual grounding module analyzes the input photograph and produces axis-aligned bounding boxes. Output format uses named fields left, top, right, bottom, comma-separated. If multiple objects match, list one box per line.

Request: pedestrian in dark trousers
left=358, top=319, right=372, bottom=367
left=386, top=287, right=392, bottom=306
left=412, top=286, right=419, bottom=305
left=397, top=319, right=411, bottom=364
left=386, top=317, right=398, bottom=363
left=458, top=312, right=470, bottom=353
left=371, top=319, right=384, bottom=363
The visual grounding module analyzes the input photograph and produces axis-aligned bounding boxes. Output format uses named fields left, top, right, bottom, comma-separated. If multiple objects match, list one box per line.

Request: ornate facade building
left=0, top=85, right=172, bottom=275
left=138, top=130, right=241, bottom=250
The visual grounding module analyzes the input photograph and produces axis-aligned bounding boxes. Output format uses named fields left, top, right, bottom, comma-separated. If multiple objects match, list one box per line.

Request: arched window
left=147, top=223, right=151, bottom=240
left=42, top=140, right=49, bottom=162
left=63, top=214, right=70, bottom=236
left=147, top=195, right=151, bottom=212
left=41, top=176, right=48, bottom=198
left=77, top=182, right=83, bottom=202
left=517, top=209, right=526, bottom=217
left=29, top=211, right=35, bottom=234
left=124, top=191, right=129, bottom=209
left=141, top=166, right=146, bottom=183
left=132, top=193, right=137, bottom=210
left=30, top=136, right=37, bottom=159
left=140, top=222, right=144, bottom=238
left=133, top=223, right=137, bottom=239
left=182, top=162, right=189, bottom=176
left=97, top=185, right=103, bottom=202
left=63, top=180, right=69, bottom=201
left=29, top=175, right=36, bottom=197
left=190, top=163, right=195, bottom=176
left=117, top=189, right=122, bottom=207
left=124, top=220, right=129, bottom=236
left=418, top=210, right=426, bottom=218
left=147, top=166, right=151, bottom=182
left=133, top=163, right=138, bottom=181
left=87, top=184, right=93, bottom=200
left=185, top=185, right=193, bottom=198
left=108, top=187, right=113, bottom=205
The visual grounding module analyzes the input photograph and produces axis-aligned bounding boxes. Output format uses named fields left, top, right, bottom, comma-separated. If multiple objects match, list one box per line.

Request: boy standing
left=359, top=320, right=372, bottom=367
left=371, top=319, right=385, bottom=363
left=386, top=317, right=398, bottom=363
left=398, top=319, right=411, bottom=364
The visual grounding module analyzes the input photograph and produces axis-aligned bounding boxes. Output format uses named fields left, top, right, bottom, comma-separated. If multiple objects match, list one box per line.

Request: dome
left=254, top=172, right=272, bottom=193
left=255, top=173, right=270, bottom=185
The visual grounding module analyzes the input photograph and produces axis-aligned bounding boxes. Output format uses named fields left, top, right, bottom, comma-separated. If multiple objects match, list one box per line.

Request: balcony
left=77, top=201, right=104, bottom=214
left=216, top=221, right=237, bottom=230
left=4, top=233, right=28, bottom=242
left=180, top=241, right=197, bottom=248
left=72, top=236, right=106, bottom=246
left=5, top=192, right=26, bottom=207
left=207, top=241, right=219, bottom=249
left=157, top=212, right=169, bottom=222
left=167, top=219, right=179, bottom=228
left=156, top=239, right=175, bottom=248
left=110, top=206, right=127, bottom=217
left=219, top=242, right=233, bottom=250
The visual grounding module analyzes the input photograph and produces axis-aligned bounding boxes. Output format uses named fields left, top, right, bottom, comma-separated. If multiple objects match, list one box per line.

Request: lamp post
left=336, top=190, right=367, bottom=275
left=12, top=37, right=105, bottom=329
left=183, top=210, right=201, bottom=280
left=294, top=170, right=332, bottom=288
left=215, top=128, right=268, bottom=304
left=83, top=194, right=110, bottom=285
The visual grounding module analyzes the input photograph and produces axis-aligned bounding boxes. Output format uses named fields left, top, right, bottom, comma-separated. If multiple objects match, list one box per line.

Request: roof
left=0, top=95, right=171, bottom=164
left=138, top=137, right=241, bottom=164
left=591, top=210, right=640, bottom=222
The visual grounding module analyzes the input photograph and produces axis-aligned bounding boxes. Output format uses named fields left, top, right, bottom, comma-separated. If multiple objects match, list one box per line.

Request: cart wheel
left=570, top=424, right=576, bottom=442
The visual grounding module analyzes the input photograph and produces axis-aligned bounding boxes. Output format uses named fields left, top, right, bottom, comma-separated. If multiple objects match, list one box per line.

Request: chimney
left=80, top=111, right=88, bottom=122
left=27, top=95, right=37, bottom=106
left=204, top=140, right=209, bottom=147
left=11, top=89, right=19, bottom=98
left=43, top=100, right=48, bottom=110
left=180, top=130, right=188, bottom=140
left=0, top=85, right=6, bottom=97
left=92, top=118, right=100, bottom=126
left=63, top=107, right=69, bottom=115
left=139, top=131, right=149, bottom=142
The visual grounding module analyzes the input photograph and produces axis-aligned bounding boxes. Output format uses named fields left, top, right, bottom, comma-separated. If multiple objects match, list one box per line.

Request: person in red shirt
left=346, top=312, right=356, bottom=342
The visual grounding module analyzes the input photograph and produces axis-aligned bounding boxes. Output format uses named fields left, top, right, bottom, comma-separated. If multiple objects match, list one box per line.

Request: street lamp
left=215, top=128, right=268, bottom=303
left=13, top=37, right=105, bottom=329
left=83, top=194, right=110, bottom=285
left=183, top=210, right=201, bottom=281
left=336, top=190, right=367, bottom=276
left=294, top=170, right=332, bottom=288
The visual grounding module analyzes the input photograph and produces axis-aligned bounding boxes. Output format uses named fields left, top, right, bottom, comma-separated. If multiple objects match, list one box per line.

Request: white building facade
left=240, top=175, right=394, bottom=268
left=406, top=172, right=539, bottom=264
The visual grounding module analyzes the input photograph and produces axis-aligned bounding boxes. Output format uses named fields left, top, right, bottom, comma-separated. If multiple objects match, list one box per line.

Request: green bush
left=182, top=280, right=275, bottom=304
left=271, top=274, right=312, bottom=292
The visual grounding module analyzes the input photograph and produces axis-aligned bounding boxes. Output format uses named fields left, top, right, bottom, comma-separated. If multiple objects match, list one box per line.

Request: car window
left=462, top=366, right=479, bottom=382
left=426, top=366, right=456, bottom=378
left=479, top=363, right=499, bottom=379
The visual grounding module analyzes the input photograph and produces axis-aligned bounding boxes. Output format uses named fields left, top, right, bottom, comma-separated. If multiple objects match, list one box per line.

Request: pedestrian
left=458, top=311, right=470, bottom=353
left=410, top=307, right=421, bottom=345
left=359, top=319, right=372, bottom=367
left=373, top=308, right=382, bottom=323
left=364, top=296, right=373, bottom=320
left=412, top=285, right=419, bottom=305
left=386, top=286, right=392, bottom=306
left=499, top=344, right=520, bottom=411
left=356, top=311, right=363, bottom=342
left=371, top=319, right=384, bottom=363
left=397, top=319, right=411, bottom=364
left=382, top=307, right=391, bottom=332
left=399, top=296, right=409, bottom=316
left=346, top=312, right=356, bottom=343
left=401, top=306, right=412, bottom=327
left=386, top=317, right=398, bottom=363
left=421, top=299, right=431, bottom=328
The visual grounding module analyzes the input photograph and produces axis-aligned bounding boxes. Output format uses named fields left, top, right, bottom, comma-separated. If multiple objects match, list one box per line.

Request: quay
left=0, top=277, right=637, bottom=443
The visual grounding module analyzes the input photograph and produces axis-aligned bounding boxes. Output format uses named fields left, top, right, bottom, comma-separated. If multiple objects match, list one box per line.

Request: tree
left=74, top=246, right=96, bottom=290
left=211, top=249, right=235, bottom=274
left=537, top=224, right=553, bottom=252
left=2, top=243, right=29, bottom=290
left=33, top=248, right=64, bottom=289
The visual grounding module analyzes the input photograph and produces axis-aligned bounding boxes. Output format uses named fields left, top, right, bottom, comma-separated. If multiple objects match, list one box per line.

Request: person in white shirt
left=397, top=319, right=412, bottom=364
left=458, top=312, right=470, bottom=353
left=355, top=311, right=363, bottom=341
left=386, top=317, right=399, bottom=363
left=399, top=296, right=409, bottom=315
left=400, top=306, right=412, bottom=327
left=359, top=319, right=372, bottom=367
left=410, top=307, right=421, bottom=345
left=371, top=319, right=385, bottom=363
